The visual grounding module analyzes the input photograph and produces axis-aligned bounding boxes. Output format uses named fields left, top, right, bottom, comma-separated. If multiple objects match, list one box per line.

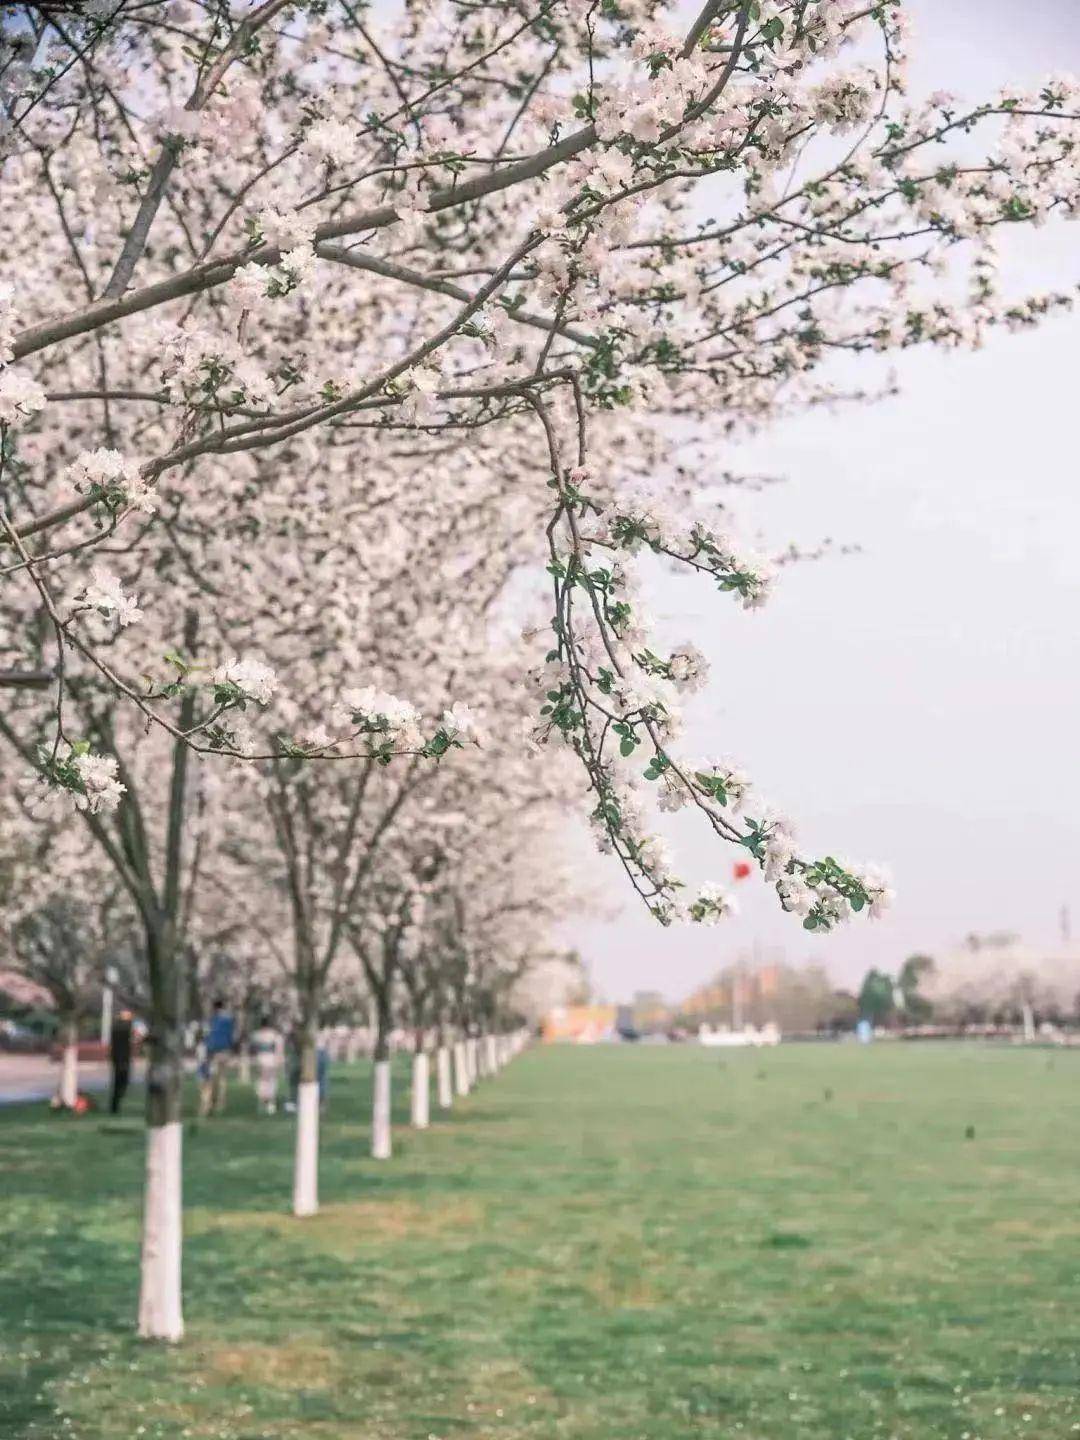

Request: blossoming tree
left=3, top=0, right=1076, bottom=916
left=1, top=0, right=1078, bottom=1342
left=0, top=803, right=132, bottom=1106
left=342, top=725, right=584, bottom=1150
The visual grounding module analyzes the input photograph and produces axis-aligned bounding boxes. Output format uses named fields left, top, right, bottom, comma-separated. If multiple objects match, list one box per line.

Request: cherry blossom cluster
left=36, top=743, right=125, bottom=817
left=74, top=567, right=143, bottom=628
left=0, top=368, right=45, bottom=427
left=68, top=449, right=156, bottom=517
left=0, top=0, right=1075, bottom=940
left=528, top=403, right=893, bottom=930
left=592, top=484, right=776, bottom=610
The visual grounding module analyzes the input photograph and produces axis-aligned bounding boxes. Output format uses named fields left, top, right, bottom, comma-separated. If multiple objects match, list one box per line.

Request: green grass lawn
left=2, top=1043, right=1080, bottom=1440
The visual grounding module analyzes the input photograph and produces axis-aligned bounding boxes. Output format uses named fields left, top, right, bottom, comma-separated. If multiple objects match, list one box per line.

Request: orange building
left=679, top=962, right=782, bottom=1024
left=541, top=1004, right=617, bottom=1043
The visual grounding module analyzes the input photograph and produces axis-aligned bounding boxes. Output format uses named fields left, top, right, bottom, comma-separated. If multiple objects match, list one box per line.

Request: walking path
left=0, top=1054, right=142, bottom=1106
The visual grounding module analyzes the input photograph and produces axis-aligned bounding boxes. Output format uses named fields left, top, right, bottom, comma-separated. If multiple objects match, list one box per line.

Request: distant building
left=680, top=961, right=782, bottom=1025
left=677, top=956, right=841, bottom=1035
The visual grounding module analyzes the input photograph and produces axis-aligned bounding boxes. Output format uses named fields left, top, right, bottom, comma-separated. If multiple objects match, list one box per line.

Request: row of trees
left=0, top=0, right=1076, bottom=1342
left=670, top=942, right=1079, bottom=1035
left=0, top=394, right=587, bottom=1332
left=2, top=734, right=586, bottom=1338
left=859, top=938, right=1080, bottom=1031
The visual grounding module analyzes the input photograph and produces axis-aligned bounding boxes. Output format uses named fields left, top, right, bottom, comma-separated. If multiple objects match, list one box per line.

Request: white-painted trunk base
left=411, top=1052, right=430, bottom=1129
left=484, top=1034, right=498, bottom=1075
left=293, top=1081, right=320, bottom=1217
left=436, top=1046, right=453, bottom=1109
left=60, top=1043, right=79, bottom=1108
left=453, top=1041, right=470, bottom=1097
left=138, top=1121, right=184, bottom=1342
left=466, top=1038, right=478, bottom=1085
left=372, top=1059, right=392, bottom=1159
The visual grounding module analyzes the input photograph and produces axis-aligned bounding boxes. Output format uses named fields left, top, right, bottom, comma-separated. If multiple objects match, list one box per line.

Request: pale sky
left=571, top=0, right=1080, bottom=1002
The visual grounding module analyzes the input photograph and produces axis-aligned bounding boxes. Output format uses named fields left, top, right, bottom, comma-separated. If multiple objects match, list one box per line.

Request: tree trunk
left=138, top=619, right=197, bottom=1342
left=485, top=1033, right=498, bottom=1075
left=138, top=955, right=185, bottom=1342
left=372, top=1058, right=392, bottom=1158
left=436, top=1045, right=453, bottom=1109
left=58, top=1014, right=79, bottom=1108
left=466, top=1036, right=478, bottom=1085
left=411, top=1049, right=430, bottom=1129
left=453, top=1039, right=470, bottom=1097
left=138, top=1112, right=183, bottom=1342
left=100, top=980, right=113, bottom=1046
left=1021, top=1000, right=1036, bottom=1043
left=371, top=997, right=392, bottom=1159
left=293, top=1020, right=320, bottom=1217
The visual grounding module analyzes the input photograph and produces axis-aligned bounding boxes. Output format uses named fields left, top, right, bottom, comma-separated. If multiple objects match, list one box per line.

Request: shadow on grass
left=0, top=1202, right=141, bottom=1437
left=1, top=1058, right=477, bottom=1434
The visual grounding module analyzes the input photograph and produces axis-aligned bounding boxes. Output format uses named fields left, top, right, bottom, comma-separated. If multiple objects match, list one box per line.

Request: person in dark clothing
left=110, top=1009, right=134, bottom=1114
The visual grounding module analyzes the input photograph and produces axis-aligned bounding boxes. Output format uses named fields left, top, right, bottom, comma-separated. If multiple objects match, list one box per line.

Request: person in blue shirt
left=198, top=998, right=236, bottom=1117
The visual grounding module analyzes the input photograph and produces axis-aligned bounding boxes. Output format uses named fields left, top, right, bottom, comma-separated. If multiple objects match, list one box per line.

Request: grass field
left=2, top=1043, right=1080, bottom=1440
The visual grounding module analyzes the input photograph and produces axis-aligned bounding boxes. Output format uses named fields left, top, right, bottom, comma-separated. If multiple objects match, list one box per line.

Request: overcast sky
left=570, top=0, right=1080, bottom=1002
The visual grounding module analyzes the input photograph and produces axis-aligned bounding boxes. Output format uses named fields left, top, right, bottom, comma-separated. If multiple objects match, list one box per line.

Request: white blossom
left=303, top=116, right=359, bottom=166
left=73, top=752, right=126, bottom=814
left=67, top=448, right=155, bottom=513
left=441, top=702, right=480, bottom=740
left=777, top=875, right=814, bottom=916
left=0, top=366, right=45, bottom=427
left=212, top=655, right=279, bottom=705
left=692, top=882, right=739, bottom=923
left=0, top=282, right=19, bottom=363
left=339, top=686, right=424, bottom=748
left=668, top=643, right=709, bottom=693
left=77, top=567, right=143, bottom=627
left=255, top=204, right=317, bottom=251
